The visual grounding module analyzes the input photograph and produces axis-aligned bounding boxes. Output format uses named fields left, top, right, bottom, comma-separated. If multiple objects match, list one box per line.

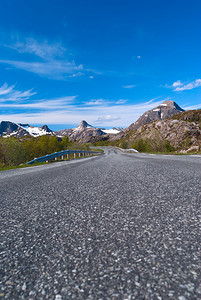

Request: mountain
left=108, top=100, right=185, bottom=142
left=0, top=121, right=53, bottom=137
left=18, top=124, right=53, bottom=136
left=0, top=121, right=19, bottom=135
left=55, top=120, right=107, bottom=144
left=125, top=100, right=184, bottom=132
left=117, top=109, right=201, bottom=153
left=0, top=121, right=29, bottom=138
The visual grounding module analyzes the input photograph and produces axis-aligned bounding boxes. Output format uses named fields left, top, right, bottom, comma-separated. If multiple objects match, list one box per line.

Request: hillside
left=120, top=109, right=201, bottom=153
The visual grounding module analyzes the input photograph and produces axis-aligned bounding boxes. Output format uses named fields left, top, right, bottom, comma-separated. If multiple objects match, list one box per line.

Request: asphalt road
left=0, top=148, right=201, bottom=299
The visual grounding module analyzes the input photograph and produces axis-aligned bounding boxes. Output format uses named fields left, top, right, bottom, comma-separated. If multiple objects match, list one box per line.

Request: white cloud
left=116, top=99, right=128, bottom=104
left=183, top=103, right=201, bottom=110
left=172, top=80, right=182, bottom=87
left=0, top=83, right=36, bottom=101
left=0, top=59, right=84, bottom=80
left=84, top=99, right=110, bottom=106
left=6, top=38, right=66, bottom=59
left=0, top=38, right=95, bottom=80
left=0, top=83, right=167, bottom=127
left=0, top=83, right=15, bottom=95
left=95, top=115, right=120, bottom=123
left=172, top=79, right=201, bottom=91
left=122, top=85, right=136, bottom=89
left=0, top=97, right=77, bottom=109
left=0, top=95, right=165, bottom=127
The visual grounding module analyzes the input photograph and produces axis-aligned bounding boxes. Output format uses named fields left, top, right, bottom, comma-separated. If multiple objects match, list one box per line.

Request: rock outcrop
left=125, top=109, right=201, bottom=152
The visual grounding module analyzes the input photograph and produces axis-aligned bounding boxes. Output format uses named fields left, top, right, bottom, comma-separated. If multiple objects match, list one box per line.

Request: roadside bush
left=119, top=140, right=128, bottom=149
left=0, top=135, right=85, bottom=167
left=0, top=137, right=27, bottom=166
left=132, top=138, right=175, bottom=153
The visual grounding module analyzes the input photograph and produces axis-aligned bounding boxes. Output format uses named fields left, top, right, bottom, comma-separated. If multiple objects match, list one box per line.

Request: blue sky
left=0, top=0, right=201, bottom=130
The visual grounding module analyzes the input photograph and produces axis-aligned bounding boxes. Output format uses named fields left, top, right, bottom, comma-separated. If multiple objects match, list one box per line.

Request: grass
left=0, top=161, right=48, bottom=172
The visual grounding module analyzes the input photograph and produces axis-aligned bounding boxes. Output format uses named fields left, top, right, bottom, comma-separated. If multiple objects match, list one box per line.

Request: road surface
left=0, top=148, right=201, bottom=299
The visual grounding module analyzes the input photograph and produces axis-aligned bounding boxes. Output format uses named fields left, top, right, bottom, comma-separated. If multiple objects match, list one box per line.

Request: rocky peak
left=158, top=100, right=184, bottom=112
left=40, top=125, right=52, bottom=132
left=125, top=100, right=185, bottom=132
left=55, top=120, right=106, bottom=144
left=0, top=121, right=19, bottom=134
left=77, top=120, right=93, bottom=130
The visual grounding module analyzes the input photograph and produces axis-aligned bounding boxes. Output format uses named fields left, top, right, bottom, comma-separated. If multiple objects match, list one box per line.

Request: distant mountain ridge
left=0, top=121, right=53, bottom=137
left=1, top=101, right=198, bottom=150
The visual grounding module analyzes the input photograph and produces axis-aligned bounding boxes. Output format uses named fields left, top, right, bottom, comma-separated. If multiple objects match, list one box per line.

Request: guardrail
left=113, top=147, right=138, bottom=153
left=26, top=149, right=102, bottom=165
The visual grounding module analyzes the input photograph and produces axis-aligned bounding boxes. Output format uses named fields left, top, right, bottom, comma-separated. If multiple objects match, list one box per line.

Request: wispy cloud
left=0, top=38, right=94, bottom=80
left=183, top=103, right=201, bottom=110
left=122, top=84, right=136, bottom=89
left=95, top=115, right=120, bottom=123
left=84, top=99, right=109, bottom=106
left=84, top=98, right=128, bottom=106
left=0, top=83, right=169, bottom=127
left=0, top=97, right=77, bottom=109
left=0, top=88, right=165, bottom=127
left=6, top=38, right=66, bottom=59
left=0, top=83, right=77, bottom=110
left=116, top=99, right=128, bottom=104
left=0, top=83, right=15, bottom=95
left=0, top=83, right=36, bottom=101
left=0, top=59, right=84, bottom=80
left=171, top=79, right=201, bottom=91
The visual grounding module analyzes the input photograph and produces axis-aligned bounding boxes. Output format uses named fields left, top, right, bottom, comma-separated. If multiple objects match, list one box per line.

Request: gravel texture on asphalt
left=0, top=148, right=201, bottom=299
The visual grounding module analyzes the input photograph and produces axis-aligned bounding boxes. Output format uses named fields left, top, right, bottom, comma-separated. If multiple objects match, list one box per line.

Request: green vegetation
left=170, top=109, right=201, bottom=124
left=0, top=161, right=48, bottom=172
left=0, top=135, right=90, bottom=168
left=131, top=138, right=175, bottom=153
left=93, top=134, right=176, bottom=154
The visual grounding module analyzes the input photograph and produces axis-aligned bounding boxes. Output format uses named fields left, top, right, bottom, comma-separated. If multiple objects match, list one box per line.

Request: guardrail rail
left=26, top=149, right=102, bottom=165
left=113, top=147, right=138, bottom=153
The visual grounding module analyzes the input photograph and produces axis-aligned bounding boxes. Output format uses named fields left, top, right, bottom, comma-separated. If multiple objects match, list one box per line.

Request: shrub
left=132, top=138, right=175, bottom=153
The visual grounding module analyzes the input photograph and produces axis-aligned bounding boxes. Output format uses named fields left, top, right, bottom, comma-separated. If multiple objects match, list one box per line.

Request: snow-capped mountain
left=55, top=120, right=107, bottom=143
left=55, top=120, right=123, bottom=143
left=0, top=121, right=53, bottom=137
left=18, top=124, right=52, bottom=137
left=125, top=100, right=184, bottom=132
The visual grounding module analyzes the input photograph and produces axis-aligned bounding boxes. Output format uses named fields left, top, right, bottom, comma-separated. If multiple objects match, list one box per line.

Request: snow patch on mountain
left=18, top=124, right=52, bottom=137
left=102, top=129, right=121, bottom=134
